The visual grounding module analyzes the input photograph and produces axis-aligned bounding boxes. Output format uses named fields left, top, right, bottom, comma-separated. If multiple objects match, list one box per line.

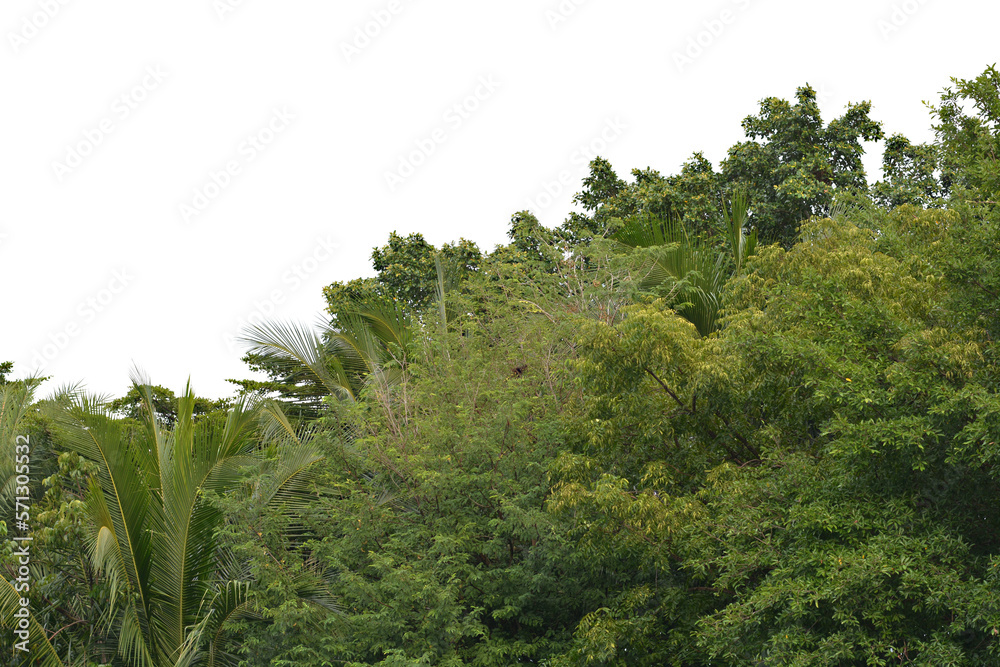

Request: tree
left=721, top=84, right=884, bottom=246
left=869, top=66, right=1000, bottom=342
left=930, top=64, right=1000, bottom=201
left=227, top=351, right=329, bottom=421
left=552, top=213, right=1000, bottom=664
left=17, top=63, right=1000, bottom=666
left=563, top=85, right=884, bottom=250
left=561, top=156, right=630, bottom=247
left=561, top=155, right=726, bottom=247
left=282, top=264, right=599, bottom=666
left=490, top=210, right=563, bottom=275
left=42, top=373, right=326, bottom=666
left=108, top=384, right=229, bottom=428
left=323, top=232, right=481, bottom=317
left=871, top=134, right=946, bottom=209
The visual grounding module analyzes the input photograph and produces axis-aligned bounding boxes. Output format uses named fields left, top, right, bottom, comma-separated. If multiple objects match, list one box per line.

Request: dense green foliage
left=4, top=67, right=1000, bottom=665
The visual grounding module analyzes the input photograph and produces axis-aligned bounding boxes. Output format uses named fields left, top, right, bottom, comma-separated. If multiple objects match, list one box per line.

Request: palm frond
left=338, top=297, right=414, bottom=351
left=117, top=604, right=158, bottom=667
left=240, top=320, right=355, bottom=401
left=47, top=398, right=159, bottom=647
left=0, top=577, right=65, bottom=667
left=0, top=380, right=39, bottom=519
left=433, top=253, right=452, bottom=361
left=250, top=403, right=324, bottom=510
left=200, top=580, right=259, bottom=667
left=722, top=188, right=757, bottom=275
left=614, top=213, right=728, bottom=336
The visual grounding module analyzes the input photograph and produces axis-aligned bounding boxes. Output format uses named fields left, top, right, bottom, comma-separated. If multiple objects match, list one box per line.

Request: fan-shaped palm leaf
left=613, top=191, right=756, bottom=336
left=613, top=213, right=727, bottom=336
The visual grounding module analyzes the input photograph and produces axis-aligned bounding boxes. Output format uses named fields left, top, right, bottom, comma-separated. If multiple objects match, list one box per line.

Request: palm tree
left=41, top=371, right=327, bottom=666
left=235, top=256, right=462, bottom=409
left=612, top=190, right=756, bottom=336
left=240, top=296, right=415, bottom=405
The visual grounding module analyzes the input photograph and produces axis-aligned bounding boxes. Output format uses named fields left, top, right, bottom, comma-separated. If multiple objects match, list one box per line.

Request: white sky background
left=1, top=0, right=996, bottom=401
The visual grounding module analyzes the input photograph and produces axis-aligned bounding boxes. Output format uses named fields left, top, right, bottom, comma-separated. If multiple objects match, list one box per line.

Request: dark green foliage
left=721, top=84, right=884, bottom=246
left=227, top=351, right=329, bottom=420
left=232, top=265, right=601, bottom=666
left=491, top=210, right=563, bottom=275
left=567, top=84, right=884, bottom=251
left=13, top=65, right=1000, bottom=667
left=1, top=381, right=83, bottom=665
left=324, top=232, right=482, bottom=317
left=107, top=383, right=228, bottom=428
left=0, top=360, right=13, bottom=384
left=554, top=213, right=1000, bottom=664
left=931, top=64, right=1000, bottom=200
left=564, top=154, right=726, bottom=245
left=871, top=134, right=946, bottom=208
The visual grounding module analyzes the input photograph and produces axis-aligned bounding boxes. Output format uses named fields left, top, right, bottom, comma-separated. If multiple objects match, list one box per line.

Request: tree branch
left=644, top=367, right=693, bottom=414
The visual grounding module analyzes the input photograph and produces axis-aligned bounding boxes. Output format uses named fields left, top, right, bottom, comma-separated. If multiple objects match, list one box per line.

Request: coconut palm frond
left=240, top=320, right=356, bottom=401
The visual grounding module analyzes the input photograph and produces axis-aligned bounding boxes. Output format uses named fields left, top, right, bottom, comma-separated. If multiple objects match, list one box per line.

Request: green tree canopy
left=721, top=84, right=884, bottom=245
left=931, top=63, right=1000, bottom=201
left=323, top=232, right=481, bottom=318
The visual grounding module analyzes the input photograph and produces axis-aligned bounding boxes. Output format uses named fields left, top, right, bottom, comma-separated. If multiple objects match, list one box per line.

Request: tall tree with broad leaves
left=721, top=84, right=884, bottom=246
left=930, top=63, right=1000, bottom=201
left=871, top=133, right=946, bottom=209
